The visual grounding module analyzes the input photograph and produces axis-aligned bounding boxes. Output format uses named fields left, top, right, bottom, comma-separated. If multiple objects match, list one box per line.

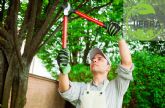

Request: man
left=57, top=38, right=134, bottom=108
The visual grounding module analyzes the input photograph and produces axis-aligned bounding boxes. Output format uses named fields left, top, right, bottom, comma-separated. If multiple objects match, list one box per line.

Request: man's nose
left=93, top=59, right=97, bottom=63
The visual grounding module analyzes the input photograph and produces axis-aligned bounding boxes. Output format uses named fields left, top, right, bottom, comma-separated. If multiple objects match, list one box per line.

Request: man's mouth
left=91, top=64, right=98, bottom=68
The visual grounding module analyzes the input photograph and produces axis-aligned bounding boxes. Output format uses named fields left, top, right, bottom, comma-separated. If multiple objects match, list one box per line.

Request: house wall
left=24, top=74, right=65, bottom=108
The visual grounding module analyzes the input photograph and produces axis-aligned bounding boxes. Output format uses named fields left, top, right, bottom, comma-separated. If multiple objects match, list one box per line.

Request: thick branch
left=0, top=36, right=7, bottom=47
left=3, top=0, right=20, bottom=49
left=25, top=0, right=60, bottom=59
left=2, top=54, right=15, bottom=108
left=36, top=0, right=42, bottom=17
left=4, top=0, right=23, bottom=70
left=36, top=6, right=63, bottom=44
left=0, top=27, right=11, bottom=41
left=25, top=0, right=38, bottom=44
left=11, top=0, right=24, bottom=70
left=23, top=0, right=38, bottom=57
left=0, top=0, right=6, bottom=24
left=18, top=0, right=34, bottom=39
left=33, top=7, right=63, bottom=55
left=4, top=0, right=19, bottom=35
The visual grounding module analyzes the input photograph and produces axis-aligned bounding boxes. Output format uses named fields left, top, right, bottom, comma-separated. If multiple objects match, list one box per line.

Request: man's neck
left=93, top=74, right=107, bottom=86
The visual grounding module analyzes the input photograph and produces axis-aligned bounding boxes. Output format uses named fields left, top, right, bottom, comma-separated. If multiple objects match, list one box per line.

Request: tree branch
left=36, top=0, right=42, bottom=17
left=47, top=7, right=63, bottom=32
left=74, top=0, right=90, bottom=10
left=0, top=27, right=11, bottom=57
left=0, top=36, right=7, bottom=47
left=18, top=0, right=36, bottom=38
left=12, top=0, right=24, bottom=69
left=0, top=0, right=6, bottom=24
left=2, top=54, right=15, bottom=108
left=4, top=0, right=23, bottom=69
left=37, top=24, right=62, bottom=51
left=3, top=0, right=19, bottom=45
left=31, top=6, right=63, bottom=56
left=26, top=0, right=60, bottom=59
left=0, top=27, right=11, bottom=41
left=37, top=6, right=63, bottom=43
left=86, top=1, right=112, bottom=14
left=23, top=0, right=38, bottom=57
left=70, top=1, right=112, bottom=21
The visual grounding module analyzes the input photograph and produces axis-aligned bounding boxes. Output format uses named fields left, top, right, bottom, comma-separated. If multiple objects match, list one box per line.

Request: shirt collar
left=91, top=78, right=108, bottom=87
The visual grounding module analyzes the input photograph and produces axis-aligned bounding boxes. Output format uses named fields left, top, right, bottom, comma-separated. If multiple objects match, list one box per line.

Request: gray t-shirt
left=59, top=64, right=134, bottom=108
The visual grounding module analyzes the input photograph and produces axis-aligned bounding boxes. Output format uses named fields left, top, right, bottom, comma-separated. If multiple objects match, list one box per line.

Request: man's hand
left=57, top=49, right=71, bottom=74
left=105, top=20, right=121, bottom=36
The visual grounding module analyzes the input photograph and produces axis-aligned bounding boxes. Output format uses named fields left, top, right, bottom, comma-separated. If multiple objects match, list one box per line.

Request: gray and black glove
left=105, top=20, right=121, bottom=36
left=57, top=49, right=71, bottom=74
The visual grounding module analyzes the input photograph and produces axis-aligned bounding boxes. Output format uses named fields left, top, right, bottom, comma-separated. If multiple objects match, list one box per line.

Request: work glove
left=105, top=20, right=121, bottom=36
left=57, top=48, right=71, bottom=74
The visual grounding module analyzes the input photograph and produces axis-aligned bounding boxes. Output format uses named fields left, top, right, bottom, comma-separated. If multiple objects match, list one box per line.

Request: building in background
left=29, top=56, right=54, bottom=79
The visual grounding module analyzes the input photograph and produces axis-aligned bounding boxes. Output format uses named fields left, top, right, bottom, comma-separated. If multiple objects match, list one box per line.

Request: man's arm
left=57, top=49, right=83, bottom=105
left=113, top=39, right=134, bottom=96
left=118, top=39, right=132, bottom=69
left=59, top=74, right=70, bottom=92
left=57, top=49, right=71, bottom=92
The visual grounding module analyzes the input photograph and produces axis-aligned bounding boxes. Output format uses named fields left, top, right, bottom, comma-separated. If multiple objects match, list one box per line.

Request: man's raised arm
left=118, top=39, right=132, bottom=69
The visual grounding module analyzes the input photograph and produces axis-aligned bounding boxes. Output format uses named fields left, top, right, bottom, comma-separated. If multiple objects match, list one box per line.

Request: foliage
left=140, top=41, right=165, bottom=56
left=38, top=0, right=123, bottom=78
left=69, top=64, right=92, bottom=83
left=123, top=50, right=165, bottom=108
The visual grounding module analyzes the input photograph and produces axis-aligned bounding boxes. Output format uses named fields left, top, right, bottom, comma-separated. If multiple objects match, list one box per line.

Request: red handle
left=62, top=16, right=68, bottom=48
left=74, top=10, right=105, bottom=27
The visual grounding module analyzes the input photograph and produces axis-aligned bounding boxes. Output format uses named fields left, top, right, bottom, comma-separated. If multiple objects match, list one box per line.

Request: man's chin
left=91, top=70, right=104, bottom=74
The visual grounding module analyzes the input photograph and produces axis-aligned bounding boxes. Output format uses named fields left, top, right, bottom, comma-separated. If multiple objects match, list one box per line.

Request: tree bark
left=82, top=37, right=91, bottom=65
left=0, top=49, right=8, bottom=106
left=1, top=52, right=31, bottom=108
left=11, top=61, right=30, bottom=108
left=72, top=51, right=78, bottom=65
left=2, top=54, right=15, bottom=108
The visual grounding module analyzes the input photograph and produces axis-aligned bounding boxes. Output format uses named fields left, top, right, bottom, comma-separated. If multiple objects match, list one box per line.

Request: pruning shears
left=62, top=3, right=121, bottom=48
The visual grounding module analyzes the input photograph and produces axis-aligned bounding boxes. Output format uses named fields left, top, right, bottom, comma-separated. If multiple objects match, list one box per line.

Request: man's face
left=90, top=54, right=110, bottom=74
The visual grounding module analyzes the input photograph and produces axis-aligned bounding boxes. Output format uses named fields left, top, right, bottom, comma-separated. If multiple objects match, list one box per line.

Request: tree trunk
left=71, top=51, right=78, bottom=65
left=83, top=44, right=90, bottom=65
left=11, top=63, right=30, bottom=108
left=1, top=51, right=31, bottom=108
left=82, top=35, right=93, bottom=65
left=0, top=49, right=8, bottom=106
left=2, top=53, right=15, bottom=108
